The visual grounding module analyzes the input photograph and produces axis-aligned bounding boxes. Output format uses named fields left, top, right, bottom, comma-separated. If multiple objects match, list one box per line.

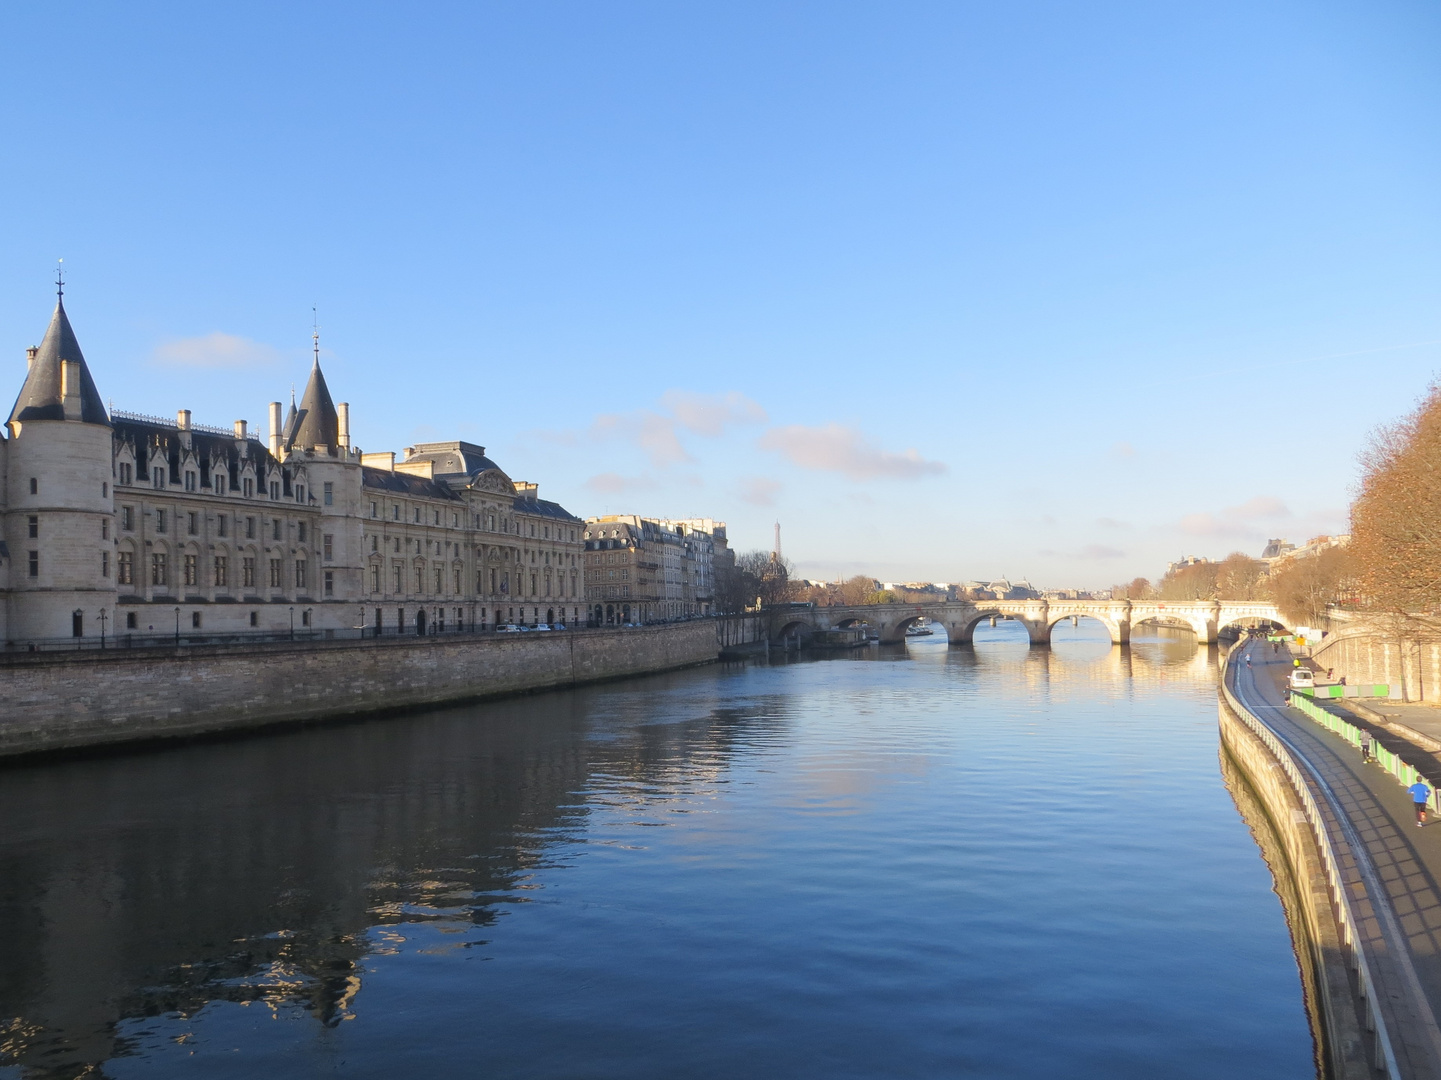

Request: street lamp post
left=99, top=608, right=107, bottom=650
left=174, top=607, right=180, bottom=647
left=289, top=606, right=295, bottom=641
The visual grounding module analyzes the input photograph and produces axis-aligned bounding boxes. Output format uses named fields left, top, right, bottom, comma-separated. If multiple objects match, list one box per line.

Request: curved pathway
left=1232, top=639, right=1441, bottom=1078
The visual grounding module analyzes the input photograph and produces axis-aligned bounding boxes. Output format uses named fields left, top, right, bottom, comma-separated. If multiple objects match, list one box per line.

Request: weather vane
left=312, top=304, right=320, bottom=363
left=55, top=258, right=64, bottom=298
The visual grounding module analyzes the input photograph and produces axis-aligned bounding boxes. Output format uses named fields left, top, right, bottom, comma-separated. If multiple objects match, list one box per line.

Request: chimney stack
left=268, top=401, right=282, bottom=457
left=177, top=409, right=191, bottom=431
left=25, top=346, right=37, bottom=372
left=337, top=402, right=350, bottom=449
left=60, top=360, right=82, bottom=420
left=234, top=419, right=248, bottom=440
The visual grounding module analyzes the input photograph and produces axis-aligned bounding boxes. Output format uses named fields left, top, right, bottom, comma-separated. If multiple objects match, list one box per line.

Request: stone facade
left=0, top=295, right=585, bottom=644
left=582, top=514, right=724, bottom=625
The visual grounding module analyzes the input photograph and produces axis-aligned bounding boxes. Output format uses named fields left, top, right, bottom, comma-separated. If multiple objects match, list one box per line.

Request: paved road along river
left=1, top=622, right=1316, bottom=1079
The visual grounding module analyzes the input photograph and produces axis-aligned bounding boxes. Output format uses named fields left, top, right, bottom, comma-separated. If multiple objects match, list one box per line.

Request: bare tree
left=1112, top=577, right=1154, bottom=600
left=836, top=575, right=879, bottom=605
left=1268, top=546, right=1356, bottom=627
left=1158, top=562, right=1219, bottom=600
left=732, top=551, right=796, bottom=608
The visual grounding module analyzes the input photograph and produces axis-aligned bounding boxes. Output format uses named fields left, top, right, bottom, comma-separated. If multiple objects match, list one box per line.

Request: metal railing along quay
left=0, top=616, right=720, bottom=655
left=1221, top=650, right=1407, bottom=1078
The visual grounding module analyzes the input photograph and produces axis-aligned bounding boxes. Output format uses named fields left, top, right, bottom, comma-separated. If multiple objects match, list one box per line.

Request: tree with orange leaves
left=1351, top=384, right=1441, bottom=620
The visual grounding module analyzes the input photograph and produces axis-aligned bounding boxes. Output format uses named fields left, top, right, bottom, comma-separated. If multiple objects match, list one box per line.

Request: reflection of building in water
left=0, top=680, right=754, bottom=1077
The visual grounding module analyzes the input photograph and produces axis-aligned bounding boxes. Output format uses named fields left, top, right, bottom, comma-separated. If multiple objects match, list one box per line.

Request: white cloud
left=579, top=391, right=767, bottom=468
left=738, top=477, right=782, bottom=506
left=758, top=424, right=946, bottom=481
left=152, top=332, right=279, bottom=369
left=1178, top=495, right=1291, bottom=538
left=1226, top=495, right=1290, bottom=520
left=1037, top=544, right=1126, bottom=560
left=591, top=412, right=692, bottom=468
left=584, top=472, right=657, bottom=494
left=661, top=390, right=768, bottom=436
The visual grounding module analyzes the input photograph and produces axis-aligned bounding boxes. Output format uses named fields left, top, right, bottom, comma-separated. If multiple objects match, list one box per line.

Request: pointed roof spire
left=289, top=319, right=339, bottom=452
left=8, top=280, right=110, bottom=426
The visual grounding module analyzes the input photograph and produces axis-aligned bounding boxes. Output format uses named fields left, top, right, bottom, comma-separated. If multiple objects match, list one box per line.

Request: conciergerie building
left=0, top=290, right=587, bottom=645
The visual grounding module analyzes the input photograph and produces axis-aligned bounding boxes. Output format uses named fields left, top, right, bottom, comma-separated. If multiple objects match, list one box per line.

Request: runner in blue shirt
left=1409, top=780, right=1432, bottom=826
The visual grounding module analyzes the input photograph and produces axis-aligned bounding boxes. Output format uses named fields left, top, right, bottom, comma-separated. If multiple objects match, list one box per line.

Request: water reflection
left=0, top=680, right=758, bottom=1076
left=0, top=626, right=1310, bottom=1080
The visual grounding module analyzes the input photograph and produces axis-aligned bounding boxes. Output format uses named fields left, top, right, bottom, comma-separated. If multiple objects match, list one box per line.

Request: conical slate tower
left=8, top=296, right=109, bottom=426
left=288, top=359, right=339, bottom=452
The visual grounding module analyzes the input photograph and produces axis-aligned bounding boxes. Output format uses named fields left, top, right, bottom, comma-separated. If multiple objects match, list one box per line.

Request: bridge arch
left=772, top=618, right=817, bottom=647
left=886, top=612, right=951, bottom=644
left=1130, top=614, right=1212, bottom=642
left=951, top=608, right=1048, bottom=646
left=1217, top=614, right=1289, bottom=638
left=1046, top=612, right=1123, bottom=645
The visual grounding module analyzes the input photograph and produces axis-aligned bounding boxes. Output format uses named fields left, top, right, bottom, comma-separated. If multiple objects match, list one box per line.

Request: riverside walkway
left=1231, top=638, right=1441, bottom=1078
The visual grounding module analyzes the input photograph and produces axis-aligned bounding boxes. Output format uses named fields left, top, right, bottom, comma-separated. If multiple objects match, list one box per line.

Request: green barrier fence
left=1288, top=689, right=1439, bottom=812
left=1295, top=683, right=1393, bottom=700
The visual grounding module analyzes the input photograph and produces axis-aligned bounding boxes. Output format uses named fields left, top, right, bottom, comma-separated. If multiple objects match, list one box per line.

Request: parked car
left=1289, top=668, right=1315, bottom=690
left=496, top=624, right=522, bottom=633
left=534, top=624, right=552, bottom=632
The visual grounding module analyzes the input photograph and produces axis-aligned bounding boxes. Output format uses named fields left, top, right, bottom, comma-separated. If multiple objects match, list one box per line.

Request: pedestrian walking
left=1245, top=654, right=1252, bottom=669
left=1359, top=729, right=1374, bottom=763
left=1273, top=642, right=1279, bottom=655
left=1326, top=668, right=1334, bottom=681
left=1410, top=779, right=1433, bottom=826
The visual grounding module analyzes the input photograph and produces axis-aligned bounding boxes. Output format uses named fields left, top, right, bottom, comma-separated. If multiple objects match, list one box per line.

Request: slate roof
left=360, top=465, right=582, bottom=523
left=289, top=359, right=339, bottom=451
left=361, top=466, right=462, bottom=502
left=521, top=497, right=583, bottom=523
left=400, top=441, right=502, bottom=479
left=111, top=417, right=281, bottom=491
left=8, top=298, right=110, bottom=426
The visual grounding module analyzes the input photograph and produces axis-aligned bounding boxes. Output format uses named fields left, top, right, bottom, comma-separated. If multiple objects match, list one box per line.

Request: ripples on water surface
left=0, top=622, right=1314, bottom=1079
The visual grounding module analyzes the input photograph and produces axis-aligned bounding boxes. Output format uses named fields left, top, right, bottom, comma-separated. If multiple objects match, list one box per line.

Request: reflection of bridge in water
left=770, top=598, right=1286, bottom=646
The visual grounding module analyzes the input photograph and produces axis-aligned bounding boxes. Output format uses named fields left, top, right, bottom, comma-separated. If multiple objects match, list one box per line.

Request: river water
left=0, top=622, right=1314, bottom=1079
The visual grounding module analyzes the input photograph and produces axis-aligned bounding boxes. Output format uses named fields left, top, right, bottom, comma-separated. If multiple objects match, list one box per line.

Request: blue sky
left=2, top=1, right=1437, bottom=587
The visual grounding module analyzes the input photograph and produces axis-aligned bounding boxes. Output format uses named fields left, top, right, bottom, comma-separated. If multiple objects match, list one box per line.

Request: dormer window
left=184, top=471, right=197, bottom=492
left=119, top=463, right=132, bottom=485
left=270, top=482, right=280, bottom=500
left=243, top=478, right=254, bottom=498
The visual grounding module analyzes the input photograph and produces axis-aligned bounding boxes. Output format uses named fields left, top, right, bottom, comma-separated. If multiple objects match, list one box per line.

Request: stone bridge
left=769, top=598, right=1286, bottom=647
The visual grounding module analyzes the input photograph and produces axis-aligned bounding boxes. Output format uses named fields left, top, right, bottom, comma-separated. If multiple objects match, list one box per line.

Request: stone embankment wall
left=1313, top=618, right=1441, bottom=703
left=1217, top=696, right=1368, bottom=1076
left=0, top=622, right=718, bottom=759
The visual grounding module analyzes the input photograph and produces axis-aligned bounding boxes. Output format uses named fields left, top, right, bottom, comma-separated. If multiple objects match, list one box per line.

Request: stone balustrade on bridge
left=768, top=598, right=1286, bottom=647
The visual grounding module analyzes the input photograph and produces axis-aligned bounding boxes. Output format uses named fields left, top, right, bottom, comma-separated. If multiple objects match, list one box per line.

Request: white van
left=1289, top=668, right=1315, bottom=690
